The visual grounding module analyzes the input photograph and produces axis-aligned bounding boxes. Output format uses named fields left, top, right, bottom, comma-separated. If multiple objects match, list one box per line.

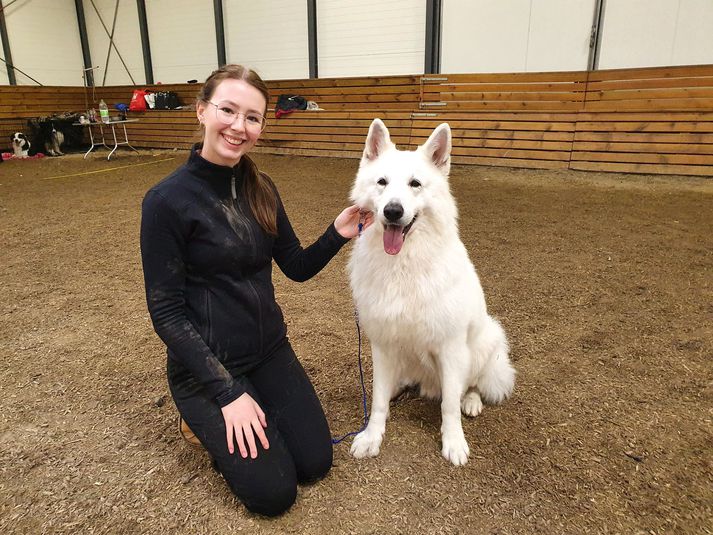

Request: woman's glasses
left=207, top=101, right=266, bottom=131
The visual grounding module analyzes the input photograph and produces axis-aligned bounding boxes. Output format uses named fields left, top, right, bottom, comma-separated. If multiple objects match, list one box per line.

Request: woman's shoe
left=178, top=416, right=203, bottom=448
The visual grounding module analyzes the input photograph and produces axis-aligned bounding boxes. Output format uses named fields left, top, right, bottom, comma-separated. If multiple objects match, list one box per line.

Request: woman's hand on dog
left=335, top=205, right=374, bottom=239
left=221, top=393, right=269, bottom=458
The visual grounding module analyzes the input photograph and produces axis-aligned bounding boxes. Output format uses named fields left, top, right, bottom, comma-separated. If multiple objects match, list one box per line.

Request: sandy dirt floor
left=0, top=149, right=712, bottom=535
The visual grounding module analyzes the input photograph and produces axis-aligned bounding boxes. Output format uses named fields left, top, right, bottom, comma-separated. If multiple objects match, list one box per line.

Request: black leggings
left=169, top=342, right=333, bottom=517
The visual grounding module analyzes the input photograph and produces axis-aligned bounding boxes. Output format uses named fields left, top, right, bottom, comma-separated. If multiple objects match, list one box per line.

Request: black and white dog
left=11, top=132, right=31, bottom=158
left=39, top=122, right=65, bottom=156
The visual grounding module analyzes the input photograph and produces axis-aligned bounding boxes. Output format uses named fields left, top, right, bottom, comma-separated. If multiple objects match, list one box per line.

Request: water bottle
left=99, top=99, right=110, bottom=123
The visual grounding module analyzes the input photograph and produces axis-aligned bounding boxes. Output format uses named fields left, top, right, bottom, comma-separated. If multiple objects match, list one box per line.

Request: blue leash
left=332, top=216, right=369, bottom=445
left=331, top=307, right=369, bottom=444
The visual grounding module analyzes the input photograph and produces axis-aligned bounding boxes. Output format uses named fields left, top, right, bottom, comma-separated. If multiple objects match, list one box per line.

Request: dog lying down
left=348, top=119, right=515, bottom=466
left=11, top=132, right=31, bottom=158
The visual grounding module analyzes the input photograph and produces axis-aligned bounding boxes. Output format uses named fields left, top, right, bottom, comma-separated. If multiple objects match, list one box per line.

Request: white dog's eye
left=409, top=179, right=422, bottom=188
left=377, top=177, right=387, bottom=186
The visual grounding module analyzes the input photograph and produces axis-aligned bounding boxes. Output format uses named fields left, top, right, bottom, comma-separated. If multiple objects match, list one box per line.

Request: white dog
left=348, top=119, right=515, bottom=466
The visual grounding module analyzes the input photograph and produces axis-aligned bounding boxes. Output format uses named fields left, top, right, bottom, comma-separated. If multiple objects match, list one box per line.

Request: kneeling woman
left=140, top=64, right=371, bottom=516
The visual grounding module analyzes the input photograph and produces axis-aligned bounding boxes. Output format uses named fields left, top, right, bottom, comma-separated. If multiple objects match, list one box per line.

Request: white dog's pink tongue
left=383, top=225, right=404, bottom=255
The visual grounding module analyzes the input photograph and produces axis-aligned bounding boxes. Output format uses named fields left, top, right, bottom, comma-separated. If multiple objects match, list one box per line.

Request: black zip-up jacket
left=140, top=147, right=349, bottom=407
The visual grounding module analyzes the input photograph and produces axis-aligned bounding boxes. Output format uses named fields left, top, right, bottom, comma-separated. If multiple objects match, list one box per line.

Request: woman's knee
left=297, top=442, right=333, bottom=484
left=239, top=480, right=297, bottom=517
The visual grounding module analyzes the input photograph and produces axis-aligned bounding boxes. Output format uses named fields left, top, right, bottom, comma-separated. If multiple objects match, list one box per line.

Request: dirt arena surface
left=1, top=149, right=711, bottom=534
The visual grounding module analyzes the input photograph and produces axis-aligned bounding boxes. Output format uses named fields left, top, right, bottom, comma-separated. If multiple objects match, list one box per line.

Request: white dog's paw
left=441, top=432, right=470, bottom=466
left=350, top=430, right=383, bottom=459
left=461, top=391, right=483, bottom=417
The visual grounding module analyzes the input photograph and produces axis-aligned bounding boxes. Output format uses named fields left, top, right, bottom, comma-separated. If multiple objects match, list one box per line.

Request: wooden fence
left=1, top=65, right=711, bottom=176
left=415, top=71, right=587, bottom=169
left=572, top=64, right=713, bottom=176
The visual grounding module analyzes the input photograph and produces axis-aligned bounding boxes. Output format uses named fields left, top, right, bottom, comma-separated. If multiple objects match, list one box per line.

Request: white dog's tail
left=475, top=316, right=515, bottom=404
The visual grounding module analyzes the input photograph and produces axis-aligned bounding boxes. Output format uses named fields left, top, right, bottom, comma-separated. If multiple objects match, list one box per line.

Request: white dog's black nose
left=384, top=201, right=404, bottom=223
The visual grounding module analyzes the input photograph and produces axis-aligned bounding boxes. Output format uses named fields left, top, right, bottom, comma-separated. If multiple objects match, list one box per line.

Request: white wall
left=597, top=0, right=713, bottom=69
left=316, top=0, right=426, bottom=77
left=1, top=1, right=712, bottom=87
left=441, top=0, right=596, bottom=73
left=223, top=1, right=309, bottom=81
left=2, top=0, right=85, bottom=85
left=527, top=0, right=595, bottom=71
left=83, top=0, right=145, bottom=86
left=145, top=0, right=217, bottom=84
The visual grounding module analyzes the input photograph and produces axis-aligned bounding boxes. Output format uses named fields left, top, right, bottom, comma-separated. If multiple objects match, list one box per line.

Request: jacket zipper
left=204, top=288, right=212, bottom=348
left=231, top=174, right=264, bottom=356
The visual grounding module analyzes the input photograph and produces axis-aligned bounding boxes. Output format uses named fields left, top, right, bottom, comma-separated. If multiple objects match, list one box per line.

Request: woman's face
left=197, top=78, right=267, bottom=167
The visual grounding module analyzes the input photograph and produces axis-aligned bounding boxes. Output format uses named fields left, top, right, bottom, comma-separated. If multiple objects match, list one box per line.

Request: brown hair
left=198, top=64, right=277, bottom=236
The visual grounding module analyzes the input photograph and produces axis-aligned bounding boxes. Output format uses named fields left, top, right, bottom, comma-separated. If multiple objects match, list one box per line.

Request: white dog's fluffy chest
left=349, top=230, right=485, bottom=350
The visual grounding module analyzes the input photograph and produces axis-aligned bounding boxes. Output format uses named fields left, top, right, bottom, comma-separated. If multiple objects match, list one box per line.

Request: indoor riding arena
left=1, top=1, right=711, bottom=534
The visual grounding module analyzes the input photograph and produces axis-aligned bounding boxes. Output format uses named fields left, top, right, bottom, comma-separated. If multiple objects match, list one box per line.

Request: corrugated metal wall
left=441, top=0, right=595, bottom=73
left=224, top=0, right=309, bottom=80
left=145, top=0, right=216, bottom=84
left=2, top=0, right=85, bottom=85
left=597, top=0, right=713, bottom=69
left=1, top=0, right=713, bottom=86
left=84, top=0, right=143, bottom=86
left=0, top=58, right=7, bottom=85
left=316, top=0, right=425, bottom=77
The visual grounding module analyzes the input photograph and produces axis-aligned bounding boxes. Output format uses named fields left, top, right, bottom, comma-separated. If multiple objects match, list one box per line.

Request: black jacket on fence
left=140, top=145, right=349, bottom=407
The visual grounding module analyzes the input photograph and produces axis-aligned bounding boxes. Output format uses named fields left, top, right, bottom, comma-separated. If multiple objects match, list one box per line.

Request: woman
left=140, top=65, right=372, bottom=516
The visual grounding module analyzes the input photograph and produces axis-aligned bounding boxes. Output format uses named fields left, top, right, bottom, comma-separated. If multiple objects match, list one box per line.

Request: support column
left=307, top=0, right=318, bottom=78
left=425, top=0, right=442, bottom=74
left=136, top=0, right=153, bottom=84
left=214, top=0, right=226, bottom=67
left=0, top=1, right=16, bottom=84
left=588, top=0, right=606, bottom=70
left=75, top=0, right=94, bottom=86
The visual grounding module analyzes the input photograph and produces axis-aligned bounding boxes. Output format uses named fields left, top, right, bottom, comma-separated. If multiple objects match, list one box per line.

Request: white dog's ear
left=420, top=123, right=452, bottom=173
left=363, top=118, right=393, bottom=161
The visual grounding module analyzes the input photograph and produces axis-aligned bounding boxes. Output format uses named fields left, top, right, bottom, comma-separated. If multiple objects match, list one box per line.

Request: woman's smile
left=222, top=133, right=245, bottom=147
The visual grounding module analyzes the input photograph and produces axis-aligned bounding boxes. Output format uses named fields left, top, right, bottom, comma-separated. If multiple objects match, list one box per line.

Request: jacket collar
left=185, top=143, right=240, bottom=182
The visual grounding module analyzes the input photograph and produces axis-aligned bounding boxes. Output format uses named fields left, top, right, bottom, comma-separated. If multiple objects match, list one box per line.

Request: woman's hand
left=221, top=393, right=269, bottom=458
left=335, top=205, right=374, bottom=239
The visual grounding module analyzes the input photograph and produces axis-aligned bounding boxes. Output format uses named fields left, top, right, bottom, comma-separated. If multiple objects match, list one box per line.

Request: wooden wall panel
left=571, top=65, right=713, bottom=176
left=410, top=112, right=578, bottom=169
left=2, top=65, right=712, bottom=176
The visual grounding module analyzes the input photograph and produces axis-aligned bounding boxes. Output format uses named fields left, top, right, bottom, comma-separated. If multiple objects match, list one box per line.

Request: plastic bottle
left=99, top=99, right=110, bottom=123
